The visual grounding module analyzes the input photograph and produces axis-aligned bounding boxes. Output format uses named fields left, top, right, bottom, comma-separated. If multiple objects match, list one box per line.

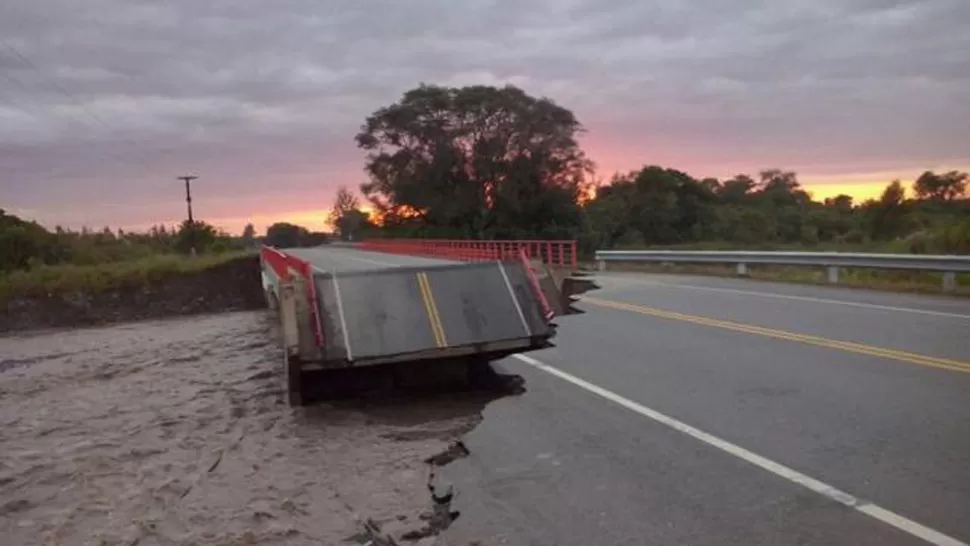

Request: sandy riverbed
left=0, top=310, right=502, bottom=545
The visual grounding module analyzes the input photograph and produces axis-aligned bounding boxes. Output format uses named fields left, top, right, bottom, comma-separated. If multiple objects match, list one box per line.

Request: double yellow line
left=583, top=296, right=970, bottom=374
left=416, top=272, right=448, bottom=348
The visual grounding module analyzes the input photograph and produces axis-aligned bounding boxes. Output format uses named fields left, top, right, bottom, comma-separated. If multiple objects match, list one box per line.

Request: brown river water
left=0, top=310, right=498, bottom=546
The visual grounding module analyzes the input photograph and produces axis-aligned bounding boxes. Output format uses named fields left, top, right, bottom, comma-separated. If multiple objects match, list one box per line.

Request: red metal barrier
left=260, top=245, right=292, bottom=281
left=358, top=239, right=578, bottom=267
left=519, top=248, right=555, bottom=321
left=260, top=245, right=324, bottom=348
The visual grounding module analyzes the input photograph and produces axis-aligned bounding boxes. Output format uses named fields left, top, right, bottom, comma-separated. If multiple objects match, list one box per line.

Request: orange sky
left=205, top=127, right=968, bottom=236
left=200, top=171, right=939, bottom=236
left=112, top=133, right=964, bottom=236
left=193, top=179, right=896, bottom=236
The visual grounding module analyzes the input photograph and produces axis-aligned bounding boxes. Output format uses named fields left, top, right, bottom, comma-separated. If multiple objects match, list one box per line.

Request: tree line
left=0, top=215, right=252, bottom=273
left=581, top=168, right=969, bottom=254
left=329, top=83, right=969, bottom=255
left=0, top=208, right=340, bottom=273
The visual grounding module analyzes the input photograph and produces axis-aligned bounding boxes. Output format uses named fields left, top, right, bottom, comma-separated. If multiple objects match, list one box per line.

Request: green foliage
left=0, top=252, right=252, bottom=303
left=241, top=223, right=257, bottom=248
left=173, top=220, right=221, bottom=254
left=264, top=222, right=329, bottom=248
left=608, top=262, right=970, bottom=297
left=330, top=186, right=377, bottom=242
left=264, top=222, right=306, bottom=247
left=582, top=166, right=969, bottom=256
left=914, top=170, right=968, bottom=201
left=355, top=83, right=591, bottom=240
left=0, top=209, right=248, bottom=275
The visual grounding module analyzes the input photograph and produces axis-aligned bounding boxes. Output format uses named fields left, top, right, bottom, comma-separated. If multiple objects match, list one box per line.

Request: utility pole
left=177, top=175, right=198, bottom=223
left=177, top=175, right=199, bottom=255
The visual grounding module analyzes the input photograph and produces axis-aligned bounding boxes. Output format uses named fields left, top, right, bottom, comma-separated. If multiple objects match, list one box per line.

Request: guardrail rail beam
left=595, top=250, right=970, bottom=292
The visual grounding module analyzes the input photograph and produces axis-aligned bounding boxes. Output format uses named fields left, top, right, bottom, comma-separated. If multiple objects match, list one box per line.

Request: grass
left=589, top=261, right=970, bottom=297
left=0, top=251, right=255, bottom=303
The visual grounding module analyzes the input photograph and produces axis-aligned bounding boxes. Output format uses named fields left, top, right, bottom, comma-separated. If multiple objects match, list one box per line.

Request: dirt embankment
left=0, top=255, right=266, bottom=333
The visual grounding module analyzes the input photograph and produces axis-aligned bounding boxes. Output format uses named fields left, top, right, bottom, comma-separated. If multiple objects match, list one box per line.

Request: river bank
left=0, top=253, right=266, bottom=333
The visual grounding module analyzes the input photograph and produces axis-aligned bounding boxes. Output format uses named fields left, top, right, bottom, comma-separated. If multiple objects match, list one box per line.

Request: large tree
left=329, top=186, right=375, bottom=241
left=354, top=84, right=593, bottom=239
left=240, top=223, right=257, bottom=248
left=913, top=170, right=968, bottom=201
left=264, top=222, right=309, bottom=248
left=173, top=219, right=218, bottom=254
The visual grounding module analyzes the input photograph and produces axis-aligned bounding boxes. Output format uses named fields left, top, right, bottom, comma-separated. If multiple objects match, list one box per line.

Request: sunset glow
left=194, top=174, right=936, bottom=236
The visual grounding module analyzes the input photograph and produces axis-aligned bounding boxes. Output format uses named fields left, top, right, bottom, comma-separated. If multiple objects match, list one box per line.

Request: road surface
left=293, top=247, right=970, bottom=546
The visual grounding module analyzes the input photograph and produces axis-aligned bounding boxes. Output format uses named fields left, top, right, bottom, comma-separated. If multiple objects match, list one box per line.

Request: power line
left=0, top=38, right=114, bottom=132
left=0, top=36, right=178, bottom=175
left=0, top=73, right=44, bottom=118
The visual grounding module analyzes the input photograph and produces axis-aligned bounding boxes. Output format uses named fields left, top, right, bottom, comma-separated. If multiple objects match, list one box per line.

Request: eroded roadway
left=289, top=246, right=970, bottom=546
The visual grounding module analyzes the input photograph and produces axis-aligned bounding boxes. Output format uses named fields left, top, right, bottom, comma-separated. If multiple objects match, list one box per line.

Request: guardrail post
left=943, top=272, right=957, bottom=292
left=597, top=259, right=606, bottom=271
left=827, top=266, right=840, bottom=285
left=736, top=263, right=747, bottom=277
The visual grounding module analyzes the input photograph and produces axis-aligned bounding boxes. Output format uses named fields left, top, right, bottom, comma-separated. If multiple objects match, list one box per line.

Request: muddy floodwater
left=0, top=311, right=503, bottom=545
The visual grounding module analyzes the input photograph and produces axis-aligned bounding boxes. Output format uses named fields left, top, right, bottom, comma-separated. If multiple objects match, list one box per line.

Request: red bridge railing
left=358, top=239, right=578, bottom=268
left=260, top=245, right=324, bottom=347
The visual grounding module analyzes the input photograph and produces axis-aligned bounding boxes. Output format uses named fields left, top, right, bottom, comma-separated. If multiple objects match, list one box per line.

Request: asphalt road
left=287, top=245, right=453, bottom=273
left=289, top=247, right=970, bottom=546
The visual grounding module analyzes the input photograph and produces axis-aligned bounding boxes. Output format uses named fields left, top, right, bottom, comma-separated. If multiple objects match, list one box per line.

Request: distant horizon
left=8, top=161, right=964, bottom=237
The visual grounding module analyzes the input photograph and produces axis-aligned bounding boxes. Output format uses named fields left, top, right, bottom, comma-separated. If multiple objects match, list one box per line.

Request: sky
left=2, top=0, right=969, bottom=235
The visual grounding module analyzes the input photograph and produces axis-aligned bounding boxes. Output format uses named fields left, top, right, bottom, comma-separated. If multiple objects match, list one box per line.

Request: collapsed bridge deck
left=313, top=260, right=554, bottom=366
left=260, top=244, right=590, bottom=403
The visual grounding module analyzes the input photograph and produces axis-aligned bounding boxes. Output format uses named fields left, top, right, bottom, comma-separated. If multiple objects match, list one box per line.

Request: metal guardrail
left=260, top=245, right=324, bottom=347
left=594, top=250, right=970, bottom=291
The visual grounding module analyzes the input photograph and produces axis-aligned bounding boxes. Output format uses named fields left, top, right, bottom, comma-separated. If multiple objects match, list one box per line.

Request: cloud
left=1, top=0, right=968, bottom=229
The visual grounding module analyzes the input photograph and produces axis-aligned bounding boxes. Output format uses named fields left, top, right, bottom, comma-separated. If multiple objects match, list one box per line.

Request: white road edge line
left=497, top=261, right=532, bottom=336
left=512, top=353, right=968, bottom=546
left=330, top=272, right=353, bottom=361
left=312, top=266, right=354, bottom=360
left=608, top=276, right=970, bottom=320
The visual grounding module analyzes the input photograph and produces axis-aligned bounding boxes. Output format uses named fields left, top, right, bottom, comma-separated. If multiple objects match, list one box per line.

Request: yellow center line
left=423, top=273, right=448, bottom=346
left=416, top=272, right=441, bottom=347
left=416, top=272, right=448, bottom=347
left=582, top=295, right=970, bottom=374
